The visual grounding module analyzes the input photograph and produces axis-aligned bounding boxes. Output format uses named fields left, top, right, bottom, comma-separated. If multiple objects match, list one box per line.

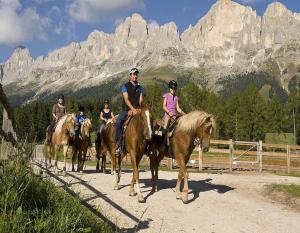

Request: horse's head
left=140, top=106, right=153, bottom=140
left=196, top=115, right=216, bottom=152
left=63, top=114, right=77, bottom=138
left=177, top=111, right=216, bottom=153
left=81, top=118, right=92, bottom=139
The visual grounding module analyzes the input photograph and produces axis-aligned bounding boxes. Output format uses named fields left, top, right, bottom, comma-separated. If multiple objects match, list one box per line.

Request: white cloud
left=0, top=0, right=50, bottom=46
left=239, top=0, right=263, bottom=4
left=68, top=0, right=145, bottom=23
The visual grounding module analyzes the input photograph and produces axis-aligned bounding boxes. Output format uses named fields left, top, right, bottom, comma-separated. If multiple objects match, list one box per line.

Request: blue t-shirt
left=76, top=114, right=86, bottom=132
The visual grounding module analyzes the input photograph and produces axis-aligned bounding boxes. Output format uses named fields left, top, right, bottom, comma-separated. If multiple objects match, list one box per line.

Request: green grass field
left=269, top=184, right=300, bottom=198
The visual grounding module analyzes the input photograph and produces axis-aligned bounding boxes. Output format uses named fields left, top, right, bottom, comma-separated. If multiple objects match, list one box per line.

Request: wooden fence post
left=1, top=109, right=17, bottom=160
left=229, top=139, right=233, bottom=172
left=287, top=145, right=291, bottom=174
left=198, top=145, right=203, bottom=171
left=259, top=140, right=263, bottom=173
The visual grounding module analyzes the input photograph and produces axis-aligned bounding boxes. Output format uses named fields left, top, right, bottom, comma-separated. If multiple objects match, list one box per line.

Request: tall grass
left=0, top=155, right=112, bottom=233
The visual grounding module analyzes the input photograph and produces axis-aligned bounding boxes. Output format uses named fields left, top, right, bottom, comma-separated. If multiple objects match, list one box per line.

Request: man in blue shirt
left=114, top=68, right=143, bottom=155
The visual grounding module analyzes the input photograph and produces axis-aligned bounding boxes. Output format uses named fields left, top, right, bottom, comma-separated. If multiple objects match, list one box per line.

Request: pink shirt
left=163, top=93, right=178, bottom=116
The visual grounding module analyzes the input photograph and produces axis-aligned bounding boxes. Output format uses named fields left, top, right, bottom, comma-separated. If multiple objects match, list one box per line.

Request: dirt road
left=34, top=146, right=300, bottom=233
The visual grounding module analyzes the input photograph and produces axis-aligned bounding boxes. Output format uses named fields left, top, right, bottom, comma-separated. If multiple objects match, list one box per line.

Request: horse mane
left=81, top=118, right=92, bottom=129
left=55, top=114, right=76, bottom=133
left=176, top=111, right=216, bottom=134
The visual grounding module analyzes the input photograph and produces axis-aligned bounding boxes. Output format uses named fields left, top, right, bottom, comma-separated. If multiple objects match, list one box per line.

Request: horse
left=45, top=114, right=77, bottom=175
left=149, top=111, right=216, bottom=204
left=96, top=107, right=153, bottom=202
left=71, top=118, right=92, bottom=172
left=95, top=122, right=115, bottom=174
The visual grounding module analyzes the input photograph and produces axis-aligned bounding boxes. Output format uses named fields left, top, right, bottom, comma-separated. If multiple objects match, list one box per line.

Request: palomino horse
left=150, top=111, right=216, bottom=204
left=46, top=114, right=77, bottom=175
left=71, top=118, right=92, bottom=172
left=96, top=107, right=153, bottom=202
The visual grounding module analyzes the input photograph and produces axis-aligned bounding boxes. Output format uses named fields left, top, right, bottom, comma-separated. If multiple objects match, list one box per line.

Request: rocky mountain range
left=1, top=0, right=300, bottom=104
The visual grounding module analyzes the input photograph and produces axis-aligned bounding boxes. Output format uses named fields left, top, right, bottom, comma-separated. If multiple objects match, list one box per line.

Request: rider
left=100, top=99, right=114, bottom=124
left=163, top=80, right=185, bottom=132
left=114, top=67, right=143, bottom=155
left=75, top=106, right=86, bottom=137
left=46, top=94, right=66, bottom=144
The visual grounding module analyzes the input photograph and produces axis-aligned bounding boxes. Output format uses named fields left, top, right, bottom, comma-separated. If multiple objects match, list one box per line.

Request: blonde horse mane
left=176, top=111, right=216, bottom=134
left=81, top=118, right=92, bottom=130
left=55, top=114, right=76, bottom=133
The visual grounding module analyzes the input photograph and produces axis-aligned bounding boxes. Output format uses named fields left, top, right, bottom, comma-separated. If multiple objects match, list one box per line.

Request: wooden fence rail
left=190, top=139, right=300, bottom=174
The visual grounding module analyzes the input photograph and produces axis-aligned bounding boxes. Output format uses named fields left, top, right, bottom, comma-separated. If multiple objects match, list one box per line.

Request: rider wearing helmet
left=163, top=80, right=185, bottom=130
left=114, top=67, right=143, bottom=155
left=46, top=94, right=67, bottom=144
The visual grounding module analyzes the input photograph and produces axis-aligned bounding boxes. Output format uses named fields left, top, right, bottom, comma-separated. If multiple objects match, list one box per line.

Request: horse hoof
left=181, top=194, right=188, bottom=204
left=114, top=185, right=119, bottom=190
left=176, top=193, right=181, bottom=200
left=129, top=190, right=137, bottom=196
left=152, top=187, right=158, bottom=192
left=138, top=194, right=145, bottom=203
left=111, top=172, right=115, bottom=175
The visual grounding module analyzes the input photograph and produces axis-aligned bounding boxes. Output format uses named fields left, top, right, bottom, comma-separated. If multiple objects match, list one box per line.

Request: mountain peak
left=265, top=2, right=290, bottom=17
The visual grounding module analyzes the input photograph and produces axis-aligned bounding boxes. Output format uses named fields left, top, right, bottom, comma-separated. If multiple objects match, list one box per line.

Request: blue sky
left=0, top=0, right=299, bottom=63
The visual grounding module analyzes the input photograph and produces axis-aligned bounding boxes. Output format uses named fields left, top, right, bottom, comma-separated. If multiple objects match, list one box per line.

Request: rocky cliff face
left=2, top=0, right=300, bottom=100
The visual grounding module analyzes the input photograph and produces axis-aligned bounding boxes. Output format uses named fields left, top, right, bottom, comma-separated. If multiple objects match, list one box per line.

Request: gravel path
left=35, top=146, right=300, bottom=233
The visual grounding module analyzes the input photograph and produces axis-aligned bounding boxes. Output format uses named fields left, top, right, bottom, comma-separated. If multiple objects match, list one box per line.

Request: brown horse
left=95, top=122, right=116, bottom=174
left=45, top=114, right=77, bottom=175
left=150, top=111, right=216, bottom=204
left=96, top=107, right=153, bottom=202
left=71, top=118, right=92, bottom=172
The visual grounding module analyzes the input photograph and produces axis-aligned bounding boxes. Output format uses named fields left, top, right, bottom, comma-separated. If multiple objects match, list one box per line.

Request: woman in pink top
left=163, top=80, right=185, bottom=130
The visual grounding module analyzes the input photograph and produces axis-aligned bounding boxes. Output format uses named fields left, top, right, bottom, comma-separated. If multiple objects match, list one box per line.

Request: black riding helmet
left=58, top=94, right=64, bottom=100
left=168, top=80, right=178, bottom=90
left=129, top=67, right=139, bottom=75
left=104, top=99, right=109, bottom=104
left=78, top=106, right=85, bottom=112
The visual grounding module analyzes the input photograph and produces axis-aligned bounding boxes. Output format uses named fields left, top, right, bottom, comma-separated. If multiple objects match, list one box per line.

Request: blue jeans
left=114, top=111, right=128, bottom=145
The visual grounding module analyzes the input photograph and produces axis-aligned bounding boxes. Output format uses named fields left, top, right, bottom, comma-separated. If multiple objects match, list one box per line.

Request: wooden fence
left=166, top=139, right=300, bottom=174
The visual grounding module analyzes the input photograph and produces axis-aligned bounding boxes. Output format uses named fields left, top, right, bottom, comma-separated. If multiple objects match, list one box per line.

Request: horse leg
left=181, top=166, right=189, bottom=204
left=175, top=168, right=183, bottom=200
left=54, top=146, right=59, bottom=175
left=99, top=152, right=104, bottom=173
left=129, top=175, right=136, bottom=196
left=102, top=151, right=107, bottom=173
left=81, top=147, right=87, bottom=172
left=111, top=151, right=116, bottom=175
left=175, top=153, right=189, bottom=203
left=63, top=145, right=68, bottom=176
left=149, top=152, right=157, bottom=192
left=77, top=150, right=82, bottom=172
left=72, top=147, right=76, bottom=172
left=130, top=151, right=144, bottom=203
left=95, top=148, right=100, bottom=171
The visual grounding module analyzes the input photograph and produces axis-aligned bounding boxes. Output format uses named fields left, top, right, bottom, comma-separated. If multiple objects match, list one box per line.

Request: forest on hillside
left=5, top=81, right=300, bottom=145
